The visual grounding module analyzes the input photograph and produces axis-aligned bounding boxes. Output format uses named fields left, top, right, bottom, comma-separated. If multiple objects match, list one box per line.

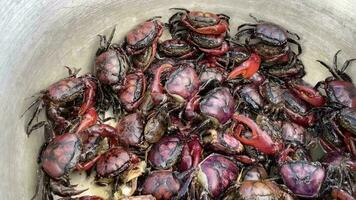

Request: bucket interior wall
left=0, top=0, right=355, bottom=199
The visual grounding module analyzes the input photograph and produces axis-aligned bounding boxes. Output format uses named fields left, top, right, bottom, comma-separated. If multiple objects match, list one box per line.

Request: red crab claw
left=289, top=82, right=326, bottom=107
left=76, top=155, right=102, bottom=171
left=181, top=14, right=229, bottom=35
left=232, top=114, right=283, bottom=155
left=228, top=53, right=261, bottom=79
left=75, top=107, right=98, bottom=134
left=233, top=155, right=257, bottom=164
left=76, top=124, right=118, bottom=171
left=185, top=94, right=201, bottom=120
left=78, top=78, right=97, bottom=115
left=198, top=41, right=229, bottom=56
left=80, top=124, right=119, bottom=146
left=179, top=136, right=203, bottom=171
left=283, top=108, right=316, bottom=127
left=151, top=63, right=174, bottom=105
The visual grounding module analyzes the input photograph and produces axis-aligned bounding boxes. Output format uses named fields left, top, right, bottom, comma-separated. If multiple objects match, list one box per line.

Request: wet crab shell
left=243, top=165, right=268, bottom=181
left=118, top=71, right=147, bottom=111
left=239, top=84, right=265, bottom=111
left=144, top=112, right=167, bottom=144
left=142, top=170, right=181, bottom=200
left=95, top=48, right=129, bottom=86
left=96, top=147, right=131, bottom=178
left=235, top=180, right=295, bottom=200
left=338, top=107, right=356, bottom=135
left=126, top=19, right=163, bottom=53
left=165, top=65, right=200, bottom=102
left=255, top=22, right=288, bottom=46
left=116, top=113, right=144, bottom=146
left=280, top=161, right=325, bottom=198
left=200, top=87, right=235, bottom=124
left=326, top=79, right=356, bottom=108
left=41, top=133, right=81, bottom=178
left=259, top=80, right=286, bottom=105
left=46, top=77, right=86, bottom=103
left=197, top=153, right=239, bottom=197
left=249, top=72, right=266, bottom=86
left=147, top=135, right=183, bottom=169
left=281, top=122, right=306, bottom=144
left=199, top=66, right=225, bottom=83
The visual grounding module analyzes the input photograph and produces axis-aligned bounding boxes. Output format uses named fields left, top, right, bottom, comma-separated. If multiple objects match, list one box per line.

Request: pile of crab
left=25, top=8, right=356, bottom=200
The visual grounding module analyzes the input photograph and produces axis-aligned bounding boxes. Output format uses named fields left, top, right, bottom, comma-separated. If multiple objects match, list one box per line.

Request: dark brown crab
left=236, top=15, right=301, bottom=66
left=25, top=70, right=97, bottom=135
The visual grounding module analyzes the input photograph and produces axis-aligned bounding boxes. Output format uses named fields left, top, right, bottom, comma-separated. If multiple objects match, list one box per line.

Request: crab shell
left=116, top=113, right=144, bottom=146
left=338, top=107, right=356, bottom=135
left=126, top=19, right=163, bottom=54
left=41, top=133, right=81, bottom=178
left=96, top=147, right=131, bottom=178
left=200, top=87, right=235, bottom=124
left=325, top=79, right=356, bottom=108
left=142, top=170, right=180, bottom=200
left=197, top=153, right=239, bottom=197
left=165, top=65, right=200, bottom=102
left=118, top=71, right=147, bottom=111
left=280, top=161, right=325, bottom=198
left=46, top=77, right=86, bottom=103
left=255, top=22, right=288, bottom=46
left=148, top=135, right=183, bottom=169
left=95, top=48, right=129, bottom=86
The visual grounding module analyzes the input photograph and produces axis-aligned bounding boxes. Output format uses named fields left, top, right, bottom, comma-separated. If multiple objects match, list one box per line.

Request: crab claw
left=232, top=114, right=283, bottom=155
left=50, top=179, right=87, bottom=197
left=184, top=94, right=201, bottom=120
left=81, top=124, right=118, bottom=145
left=179, top=136, right=203, bottom=171
left=76, top=154, right=102, bottom=172
left=151, top=63, right=173, bottom=105
left=233, top=155, right=256, bottom=164
left=75, top=107, right=98, bottom=134
left=78, top=78, right=97, bottom=115
left=227, top=53, right=261, bottom=79
left=289, top=81, right=326, bottom=107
